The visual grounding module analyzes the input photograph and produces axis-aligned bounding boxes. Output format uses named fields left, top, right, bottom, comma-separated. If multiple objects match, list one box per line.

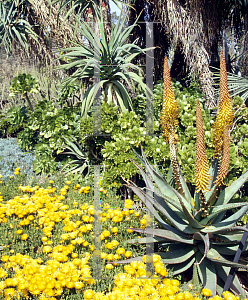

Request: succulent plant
left=60, top=135, right=89, bottom=176
left=111, top=52, right=248, bottom=296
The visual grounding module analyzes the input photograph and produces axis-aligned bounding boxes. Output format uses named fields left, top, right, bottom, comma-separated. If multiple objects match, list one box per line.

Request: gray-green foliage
left=57, top=5, right=153, bottom=117
left=0, top=138, right=34, bottom=179
left=113, top=147, right=248, bottom=296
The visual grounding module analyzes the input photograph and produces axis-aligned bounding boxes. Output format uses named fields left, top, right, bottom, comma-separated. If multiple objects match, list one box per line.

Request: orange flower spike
left=195, top=101, right=210, bottom=193
left=213, top=51, right=234, bottom=158
left=160, top=56, right=179, bottom=142
left=215, top=126, right=230, bottom=186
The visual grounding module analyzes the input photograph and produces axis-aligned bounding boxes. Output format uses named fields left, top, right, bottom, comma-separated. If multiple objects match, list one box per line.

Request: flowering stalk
left=212, top=51, right=234, bottom=186
left=215, top=126, right=230, bottom=186
left=213, top=51, right=234, bottom=160
left=195, top=100, right=210, bottom=194
left=160, top=56, right=183, bottom=194
left=160, top=56, right=179, bottom=142
left=195, top=101, right=210, bottom=216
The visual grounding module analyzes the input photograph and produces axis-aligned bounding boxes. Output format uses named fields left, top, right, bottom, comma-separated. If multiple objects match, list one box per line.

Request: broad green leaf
left=170, top=256, right=195, bottom=276
left=125, top=227, right=194, bottom=244
left=173, top=189, right=204, bottom=229
left=215, top=264, right=245, bottom=296
left=201, top=202, right=248, bottom=226
left=213, top=243, right=248, bottom=255
left=204, top=247, right=248, bottom=270
left=126, top=184, right=189, bottom=236
left=196, top=251, right=217, bottom=295
left=202, top=206, right=248, bottom=233
left=193, top=233, right=210, bottom=264
left=158, top=245, right=198, bottom=264
left=215, top=169, right=248, bottom=206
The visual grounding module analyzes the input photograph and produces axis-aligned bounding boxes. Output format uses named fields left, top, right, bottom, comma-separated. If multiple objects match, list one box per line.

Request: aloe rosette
left=110, top=53, right=248, bottom=296
left=119, top=147, right=248, bottom=295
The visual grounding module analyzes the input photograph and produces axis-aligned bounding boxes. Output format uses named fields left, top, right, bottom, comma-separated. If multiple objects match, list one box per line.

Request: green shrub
left=17, top=99, right=81, bottom=175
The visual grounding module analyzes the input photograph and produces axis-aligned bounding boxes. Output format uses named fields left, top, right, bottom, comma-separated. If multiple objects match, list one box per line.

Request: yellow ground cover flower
left=202, top=288, right=212, bottom=297
left=21, top=234, right=28, bottom=240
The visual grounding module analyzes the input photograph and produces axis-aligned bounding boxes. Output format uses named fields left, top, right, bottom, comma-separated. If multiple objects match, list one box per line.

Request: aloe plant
left=111, top=52, right=248, bottom=296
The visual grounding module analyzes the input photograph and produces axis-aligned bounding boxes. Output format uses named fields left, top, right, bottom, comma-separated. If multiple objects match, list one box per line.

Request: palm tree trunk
left=145, top=0, right=217, bottom=108
left=166, top=0, right=216, bottom=108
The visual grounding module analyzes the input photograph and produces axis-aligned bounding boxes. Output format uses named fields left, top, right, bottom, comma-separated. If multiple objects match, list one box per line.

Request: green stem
left=24, top=93, right=34, bottom=112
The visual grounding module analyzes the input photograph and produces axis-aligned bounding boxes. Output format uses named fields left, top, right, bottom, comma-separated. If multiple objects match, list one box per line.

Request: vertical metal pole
left=145, top=171, right=155, bottom=278
left=93, top=21, right=101, bottom=136
left=145, top=21, right=155, bottom=278
left=93, top=165, right=101, bottom=279
left=92, top=20, right=102, bottom=279
left=146, top=22, right=154, bottom=136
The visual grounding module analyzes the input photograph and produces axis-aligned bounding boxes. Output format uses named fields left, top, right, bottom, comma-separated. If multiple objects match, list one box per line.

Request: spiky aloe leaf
left=153, top=244, right=198, bottom=264
left=173, top=189, right=204, bottom=229
left=133, top=147, right=191, bottom=209
left=140, top=146, right=192, bottom=204
left=177, top=163, right=192, bottom=203
left=200, top=202, right=248, bottom=226
left=212, top=233, right=245, bottom=245
left=194, top=192, right=201, bottom=212
left=192, top=263, right=200, bottom=286
left=212, top=243, right=248, bottom=256
left=128, top=183, right=198, bottom=234
left=148, top=187, right=185, bottom=218
left=125, top=228, right=194, bottom=244
left=215, top=169, right=248, bottom=206
left=193, top=233, right=210, bottom=264
left=203, top=247, right=248, bottom=270
left=126, top=184, right=188, bottom=236
left=130, top=157, right=182, bottom=207
left=201, top=206, right=248, bottom=233
left=204, top=159, right=219, bottom=206
left=170, top=256, right=196, bottom=275
left=195, top=251, right=217, bottom=295
left=213, top=227, right=248, bottom=234
left=166, top=163, right=174, bottom=185
left=62, top=135, right=86, bottom=158
left=110, top=245, right=198, bottom=265
left=125, top=236, right=168, bottom=245
left=215, top=264, right=245, bottom=296
left=208, top=158, right=219, bottom=190
left=61, top=161, right=88, bottom=175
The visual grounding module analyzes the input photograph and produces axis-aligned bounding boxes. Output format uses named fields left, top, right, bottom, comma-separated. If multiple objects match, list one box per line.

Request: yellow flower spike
left=195, top=100, right=210, bottom=193
left=160, top=56, right=183, bottom=195
left=160, top=56, right=179, bottom=142
left=215, top=125, right=230, bottom=186
left=213, top=51, right=234, bottom=159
